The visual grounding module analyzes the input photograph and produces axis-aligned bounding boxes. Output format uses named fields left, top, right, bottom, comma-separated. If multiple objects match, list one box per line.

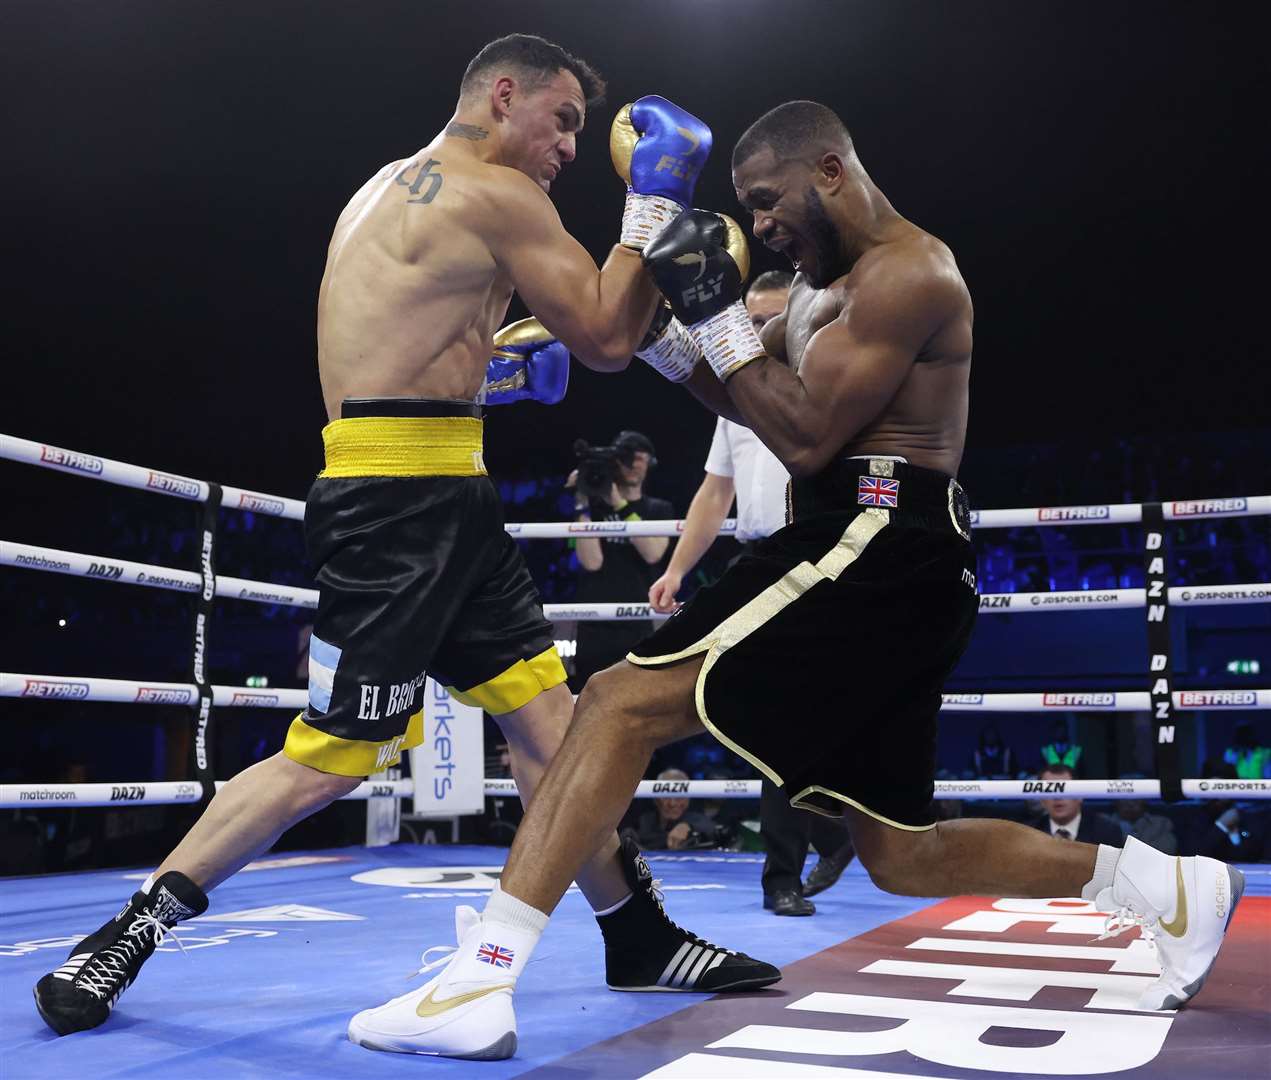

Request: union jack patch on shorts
left=857, top=476, right=900, bottom=507
left=476, top=942, right=515, bottom=968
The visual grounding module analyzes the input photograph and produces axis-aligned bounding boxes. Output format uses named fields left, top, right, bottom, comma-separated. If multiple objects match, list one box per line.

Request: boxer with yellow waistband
left=34, top=32, right=777, bottom=1053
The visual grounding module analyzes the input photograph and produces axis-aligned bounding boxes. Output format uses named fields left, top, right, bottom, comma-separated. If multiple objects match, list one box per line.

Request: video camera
left=571, top=431, right=657, bottom=500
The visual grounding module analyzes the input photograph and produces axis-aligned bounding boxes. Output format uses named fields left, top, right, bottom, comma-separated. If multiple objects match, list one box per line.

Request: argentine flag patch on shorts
left=307, top=634, right=342, bottom=714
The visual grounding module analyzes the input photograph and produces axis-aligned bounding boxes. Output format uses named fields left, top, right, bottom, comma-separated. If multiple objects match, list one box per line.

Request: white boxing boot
left=1095, top=836, right=1246, bottom=1010
left=348, top=904, right=534, bottom=1059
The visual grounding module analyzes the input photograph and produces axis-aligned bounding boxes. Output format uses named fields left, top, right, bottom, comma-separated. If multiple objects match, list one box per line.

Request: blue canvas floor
left=1, top=846, right=931, bottom=1079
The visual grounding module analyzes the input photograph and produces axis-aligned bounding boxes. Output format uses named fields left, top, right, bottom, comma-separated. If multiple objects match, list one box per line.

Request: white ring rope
left=3, top=671, right=1266, bottom=714
left=2, top=776, right=1267, bottom=809
left=0, top=778, right=412, bottom=809
left=3, top=540, right=1269, bottom=618
left=3, top=433, right=1269, bottom=534
left=0, top=434, right=306, bottom=521
left=0, top=673, right=307, bottom=710
left=5, top=433, right=1270, bottom=815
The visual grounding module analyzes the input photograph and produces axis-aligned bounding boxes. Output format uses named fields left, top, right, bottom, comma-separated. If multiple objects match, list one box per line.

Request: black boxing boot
left=597, top=835, right=780, bottom=992
left=34, top=870, right=208, bottom=1034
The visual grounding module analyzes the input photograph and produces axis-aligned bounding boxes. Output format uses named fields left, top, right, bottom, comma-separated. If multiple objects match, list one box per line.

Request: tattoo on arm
left=445, top=122, right=489, bottom=140
left=393, top=158, right=443, bottom=204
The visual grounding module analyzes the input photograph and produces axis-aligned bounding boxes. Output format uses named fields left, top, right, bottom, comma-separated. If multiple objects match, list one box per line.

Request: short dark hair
left=748, top=270, right=793, bottom=296
left=1039, top=763, right=1076, bottom=781
left=461, top=34, right=606, bottom=108
left=733, top=100, right=852, bottom=171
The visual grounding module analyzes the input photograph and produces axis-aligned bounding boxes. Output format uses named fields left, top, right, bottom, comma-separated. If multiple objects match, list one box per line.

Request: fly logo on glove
left=654, top=125, right=706, bottom=179
left=681, top=273, right=725, bottom=308
left=644, top=211, right=763, bottom=381
left=612, top=96, right=712, bottom=250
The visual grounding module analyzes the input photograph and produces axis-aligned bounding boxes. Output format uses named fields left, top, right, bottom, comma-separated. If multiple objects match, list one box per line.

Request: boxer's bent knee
left=847, top=809, right=937, bottom=896
left=576, top=658, right=703, bottom=748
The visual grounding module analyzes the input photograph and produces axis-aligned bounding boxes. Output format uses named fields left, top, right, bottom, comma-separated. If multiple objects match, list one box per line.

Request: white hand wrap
left=636, top=313, right=702, bottom=382
left=620, top=192, right=682, bottom=250
left=687, top=301, right=766, bottom=381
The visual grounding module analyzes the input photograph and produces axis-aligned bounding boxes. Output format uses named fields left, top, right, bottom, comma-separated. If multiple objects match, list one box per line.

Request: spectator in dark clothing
left=634, top=770, right=715, bottom=850
left=1030, top=765, right=1122, bottom=845
left=1113, top=797, right=1177, bottom=855
left=972, top=723, right=1018, bottom=779
left=1197, top=802, right=1269, bottom=862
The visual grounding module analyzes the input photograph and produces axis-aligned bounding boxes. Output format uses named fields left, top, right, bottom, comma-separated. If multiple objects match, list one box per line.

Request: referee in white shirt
left=649, top=271, right=855, bottom=916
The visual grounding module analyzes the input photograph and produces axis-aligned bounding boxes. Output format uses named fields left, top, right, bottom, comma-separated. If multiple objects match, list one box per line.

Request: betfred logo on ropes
left=236, top=493, right=286, bottom=516
left=146, top=471, right=202, bottom=499
left=22, top=679, right=90, bottom=700
left=39, top=445, right=103, bottom=475
left=1043, top=692, right=1116, bottom=708
left=942, top=693, right=984, bottom=705
left=230, top=692, right=281, bottom=708
left=135, top=686, right=196, bottom=705
left=1037, top=505, right=1110, bottom=522
left=1177, top=690, right=1257, bottom=708
left=1170, top=497, right=1247, bottom=517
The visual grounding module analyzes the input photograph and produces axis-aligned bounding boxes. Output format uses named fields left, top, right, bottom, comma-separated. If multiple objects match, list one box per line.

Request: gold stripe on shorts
left=283, top=708, right=424, bottom=776
left=319, top=416, right=486, bottom=478
left=450, top=647, right=567, bottom=715
left=627, top=508, right=891, bottom=790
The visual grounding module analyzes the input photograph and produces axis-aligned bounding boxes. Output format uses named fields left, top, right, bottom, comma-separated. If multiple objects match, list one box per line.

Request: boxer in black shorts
left=629, top=457, right=976, bottom=829
left=467, top=100, right=1242, bottom=1038
left=289, top=400, right=566, bottom=775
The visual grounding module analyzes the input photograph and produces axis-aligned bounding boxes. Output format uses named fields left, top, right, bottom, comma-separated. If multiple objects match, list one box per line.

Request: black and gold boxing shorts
left=284, top=399, right=566, bottom=777
left=628, top=457, right=978, bottom=830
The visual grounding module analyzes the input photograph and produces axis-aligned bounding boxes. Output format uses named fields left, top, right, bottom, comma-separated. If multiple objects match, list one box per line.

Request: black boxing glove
left=642, top=210, right=764, bottom=380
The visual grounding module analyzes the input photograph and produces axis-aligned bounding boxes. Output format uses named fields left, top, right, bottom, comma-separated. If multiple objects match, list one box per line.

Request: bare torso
left=780, top=229, right=972, bottom=476
left=316, top=144, right=517, bottom=421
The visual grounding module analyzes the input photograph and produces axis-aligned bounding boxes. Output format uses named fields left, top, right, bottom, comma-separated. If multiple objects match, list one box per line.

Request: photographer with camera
left=568, top=431, right=673, bottom=690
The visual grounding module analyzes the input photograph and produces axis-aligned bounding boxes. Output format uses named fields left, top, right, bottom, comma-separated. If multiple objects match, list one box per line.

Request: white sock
left=482, top=883, right=549, bottom=934
left=437, top=886, right=547, bottom=993
left=592, top=891, right=633, bottom=918
left=1080, top=843, right=1121, bottom=901
left=140, top=872, right=157, bottom=894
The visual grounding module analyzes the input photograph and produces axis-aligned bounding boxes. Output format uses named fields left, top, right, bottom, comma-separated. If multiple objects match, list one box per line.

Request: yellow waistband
left=319, top=417, right=486, bottom=478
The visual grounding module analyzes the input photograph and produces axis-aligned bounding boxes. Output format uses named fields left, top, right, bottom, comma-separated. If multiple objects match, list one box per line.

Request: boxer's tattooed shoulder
left=393, top=158, right=443, bottom=205
left=445, top=122, right=488, bottom=140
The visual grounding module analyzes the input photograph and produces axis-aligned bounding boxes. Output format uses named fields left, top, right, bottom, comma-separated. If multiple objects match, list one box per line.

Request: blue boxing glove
left=481, top=318, right=570, bottom=406
left=611, top=96, right=712, bottom=250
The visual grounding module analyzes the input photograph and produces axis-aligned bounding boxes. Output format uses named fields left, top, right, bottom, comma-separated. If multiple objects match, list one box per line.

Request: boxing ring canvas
left=3, top=845, right=1269, bottom=1079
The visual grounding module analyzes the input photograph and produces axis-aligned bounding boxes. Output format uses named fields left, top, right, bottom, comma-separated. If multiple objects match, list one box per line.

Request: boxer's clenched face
left=502, top=69, right=586, bottom=193
left=734, top=149, right=844, bottom=289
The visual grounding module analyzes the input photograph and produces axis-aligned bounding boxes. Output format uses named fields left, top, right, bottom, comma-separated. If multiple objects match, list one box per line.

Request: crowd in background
left=2, top=429, right=1269, bottom=875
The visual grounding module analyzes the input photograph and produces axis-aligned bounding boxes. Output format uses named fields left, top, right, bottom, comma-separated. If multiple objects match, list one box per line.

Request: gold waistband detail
left=319, top=416, right=486, bottom=478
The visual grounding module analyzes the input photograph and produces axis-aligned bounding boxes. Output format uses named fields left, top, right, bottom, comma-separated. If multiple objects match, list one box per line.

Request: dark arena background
left=2, top=3, right=1269, bottom=1079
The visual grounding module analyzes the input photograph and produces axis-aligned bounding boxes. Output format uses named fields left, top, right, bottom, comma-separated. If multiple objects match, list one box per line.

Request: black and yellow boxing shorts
left=628, top=457, right=978, bottom=830
left=284, top=398, right=566, bottom=777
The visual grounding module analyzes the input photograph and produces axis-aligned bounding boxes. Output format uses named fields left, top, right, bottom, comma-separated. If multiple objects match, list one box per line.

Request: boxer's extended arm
left=489, top=174, right=660, bottom=372
left=726, top=264, right=957, bottom=475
